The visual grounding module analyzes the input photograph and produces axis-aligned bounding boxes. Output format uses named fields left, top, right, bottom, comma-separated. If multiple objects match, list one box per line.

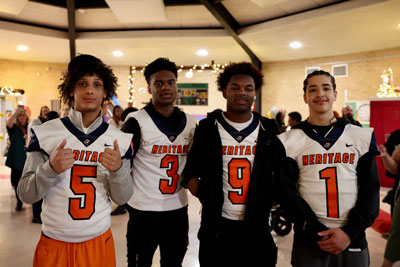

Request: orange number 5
left=319, top=167, right=339, bottom=218
left=69, top=165, right=97, bottom=220
left=159, top=155, right=179, bottom=194
left=228, top=158, right=251, bottom=204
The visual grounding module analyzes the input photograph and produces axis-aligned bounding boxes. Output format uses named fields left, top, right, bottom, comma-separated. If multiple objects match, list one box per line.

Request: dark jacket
left=182, top=110, right=283, bottom=266
left=6, top=124, right=27, bottom=172
left=278, top=118, right=380, bottom=250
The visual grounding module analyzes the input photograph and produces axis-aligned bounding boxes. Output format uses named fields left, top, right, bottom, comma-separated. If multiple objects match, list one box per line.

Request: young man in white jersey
left=17, top=54, right=134, bottom=267
left=277, top=70, right=380, bottom=267
left=121, top=58, right=196, bottom=267
left=182, top=62, right=283, bottom=267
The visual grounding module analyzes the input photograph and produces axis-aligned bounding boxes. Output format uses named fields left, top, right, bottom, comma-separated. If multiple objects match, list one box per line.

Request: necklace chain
left=312, top=125, right=334, bottom=138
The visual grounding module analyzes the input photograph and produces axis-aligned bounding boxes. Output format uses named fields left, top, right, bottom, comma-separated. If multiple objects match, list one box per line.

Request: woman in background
left=109, top=105, right=124, bottom=129
left=28, top=106, right=49, bottom=138
left=6, top=105, right=29, bottom=211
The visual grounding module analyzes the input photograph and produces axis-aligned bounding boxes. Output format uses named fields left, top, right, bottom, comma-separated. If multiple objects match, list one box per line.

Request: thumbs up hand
left=50, top=139, right=75, bottom=174
left=101, top=140, right=122, bottom=172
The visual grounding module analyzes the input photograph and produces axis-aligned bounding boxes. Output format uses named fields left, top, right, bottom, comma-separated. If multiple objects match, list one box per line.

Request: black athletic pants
left=126, top=206, right=188, bottom=267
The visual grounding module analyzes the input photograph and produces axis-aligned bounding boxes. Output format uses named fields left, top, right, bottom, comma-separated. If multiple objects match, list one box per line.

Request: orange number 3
left=319, top=167, right=339, bottom=218
left=228, top=158, right=251, bottom=204
left=69, top=165, right=97, bottom=220
left=159, top=155, right=179, bottom=194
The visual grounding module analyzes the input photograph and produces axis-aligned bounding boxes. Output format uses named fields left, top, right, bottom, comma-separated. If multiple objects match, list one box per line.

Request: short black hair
left=144, top=58, right=178, bottom=85
left=58, top=54, right=118, bottom=107
left=303, top=70, right=336, bottom=93
left=122, top=107, right=138, bottom=121
left=288, top=111, right=302, bottom=123
left=217, top=62, right=263, bottom=92
left=47, top=111, right=60, bottom=121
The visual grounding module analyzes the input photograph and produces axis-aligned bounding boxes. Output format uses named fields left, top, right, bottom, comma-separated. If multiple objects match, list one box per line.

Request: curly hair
left=217, top=62, right=263, bottom=92
left=58, top=54, right=118, bottom=107
left=144, top=58, right=178, bottom=85
left=303, top=70, right=336, bottom=93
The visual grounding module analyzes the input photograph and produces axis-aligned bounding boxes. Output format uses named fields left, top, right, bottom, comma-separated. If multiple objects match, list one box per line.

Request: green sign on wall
left=176, top=83, right=208, bottom=105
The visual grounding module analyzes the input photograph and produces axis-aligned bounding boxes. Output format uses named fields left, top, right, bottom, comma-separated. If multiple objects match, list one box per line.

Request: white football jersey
left=217, top=114, right=259, bottom=221
left=278, top=124, right=374, bottom=228
left=30, top=117, right=133, bottom=242
left=126, top=109, right=196, bottom=211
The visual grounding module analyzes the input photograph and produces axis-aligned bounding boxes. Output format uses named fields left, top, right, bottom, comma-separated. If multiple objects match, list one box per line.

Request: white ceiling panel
left=0, top=2, right=67, bottom=29
left=223, top=0, right=341, bottom=25
left=0, top=0, right=28, bottom=15
left=0, top=29, right=69, bottom=63
left=240, top=0, right=400, bottom=61
left=76, top=5, right=220, bottom=30
left=76, top=35, right=250, bottom=66
left=105, top=0, right=166, bottom=23
left=0, top=0, right=399, bottom=65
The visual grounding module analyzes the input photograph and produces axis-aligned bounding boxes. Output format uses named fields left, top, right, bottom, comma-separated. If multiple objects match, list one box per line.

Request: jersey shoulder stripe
left=29, top=118, right=133, bottom=157
left=278, top=125, right=375, bottom=159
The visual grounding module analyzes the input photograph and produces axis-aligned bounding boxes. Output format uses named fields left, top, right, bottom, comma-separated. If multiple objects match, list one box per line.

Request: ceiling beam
left=240, top=0, right=390, bottom=34
left=67, top=0, right=76, bottom=60
left=198, top=0, right=262, bottom=113
left=30, top=0, right=201, bottom=9
left=198, top=0, right=261, bottom=69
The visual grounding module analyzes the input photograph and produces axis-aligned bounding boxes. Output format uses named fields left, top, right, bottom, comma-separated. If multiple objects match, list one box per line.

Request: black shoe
left=111, top=205, right=126, bottom=216
left=32, top=217, right=42, bottom=224
left=15, top=202, right=23, bottom=212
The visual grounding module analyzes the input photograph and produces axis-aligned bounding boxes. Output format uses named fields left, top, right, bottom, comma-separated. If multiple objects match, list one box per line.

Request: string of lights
left=128, top=62, right=228, bottom=107
left=0, top=86, right=24, bottom=96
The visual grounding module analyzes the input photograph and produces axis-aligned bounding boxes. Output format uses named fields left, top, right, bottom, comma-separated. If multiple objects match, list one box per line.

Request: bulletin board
left=176, top=83, right=208, bottom=106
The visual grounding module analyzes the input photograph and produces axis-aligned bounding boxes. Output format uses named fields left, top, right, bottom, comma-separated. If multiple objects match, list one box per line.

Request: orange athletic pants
left=33, top=228, right=115, bottom=267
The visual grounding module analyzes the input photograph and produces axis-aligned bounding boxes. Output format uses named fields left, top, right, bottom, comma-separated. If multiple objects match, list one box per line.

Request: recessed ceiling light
left=196, top=49, right=208, bottom=57
left=113, top=50, right=123, bottom=57
left=185, top=70, right=194, bottom=79
left=17, top=45, right=29, bottom=51
left=289, top=41, right=302, bottom=49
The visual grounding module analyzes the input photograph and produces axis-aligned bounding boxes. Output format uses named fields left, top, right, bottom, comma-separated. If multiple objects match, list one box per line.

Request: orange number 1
left=319, top=167, right=339, bottom=218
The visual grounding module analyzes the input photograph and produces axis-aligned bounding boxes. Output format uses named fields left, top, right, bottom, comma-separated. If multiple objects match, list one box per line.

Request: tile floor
left=0, top=165, right=398, bottom=267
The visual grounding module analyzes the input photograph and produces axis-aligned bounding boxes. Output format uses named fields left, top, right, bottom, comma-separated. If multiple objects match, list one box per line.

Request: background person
left=341, top=105, right=362, bottom=127
left=109, top=105, right=124, bottom=129
left=28, top=106, right=49, bottom=139
left=378, top=144, right=400, bottom=267
left=287, top=111, right=302, bottom=130
left=6, top=105, right=29, bottom=212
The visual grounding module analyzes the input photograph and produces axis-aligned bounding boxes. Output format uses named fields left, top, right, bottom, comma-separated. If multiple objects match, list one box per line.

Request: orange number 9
left=228, top=158, right=251, bottom=204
